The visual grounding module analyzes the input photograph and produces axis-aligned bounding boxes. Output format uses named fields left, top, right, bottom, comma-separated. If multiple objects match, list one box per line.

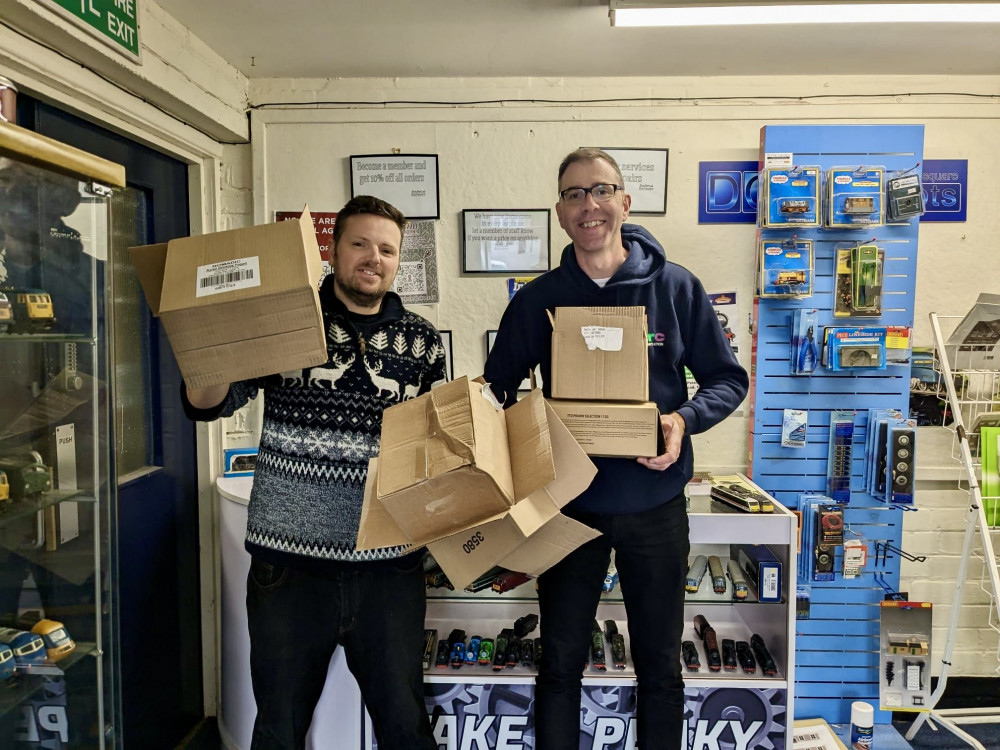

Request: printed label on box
left=580, top=326, right=623, bottom=352
left=196, top=257, right=262, bottom=297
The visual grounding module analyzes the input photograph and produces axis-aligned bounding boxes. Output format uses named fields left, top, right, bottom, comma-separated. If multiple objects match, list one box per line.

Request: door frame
left=2, top=41, right=230, bottom=717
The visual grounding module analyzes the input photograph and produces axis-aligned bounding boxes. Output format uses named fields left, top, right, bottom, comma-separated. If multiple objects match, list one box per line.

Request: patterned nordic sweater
left=184, top=279, right=446, bottom=565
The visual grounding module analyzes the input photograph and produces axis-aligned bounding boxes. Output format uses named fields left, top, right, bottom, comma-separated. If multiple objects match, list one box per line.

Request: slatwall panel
left=749, top=124, right=924, bottom=724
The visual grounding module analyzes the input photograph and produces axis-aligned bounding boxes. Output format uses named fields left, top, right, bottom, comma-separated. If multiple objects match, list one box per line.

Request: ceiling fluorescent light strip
left=610, top=3, right=1000, bottom=26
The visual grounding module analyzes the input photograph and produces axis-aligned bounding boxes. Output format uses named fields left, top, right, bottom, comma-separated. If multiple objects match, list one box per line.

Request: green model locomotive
left=0, top=451, right=52, bottom=500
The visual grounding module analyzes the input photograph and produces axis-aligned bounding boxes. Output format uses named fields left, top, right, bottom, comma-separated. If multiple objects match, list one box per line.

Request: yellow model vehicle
left=31, top=619, right=75, bottom=662
left=7, top=288, right=55, bottom=333
left=0, top=291, right=11, bottom=333
left=0, top=470, right=8, bottom=503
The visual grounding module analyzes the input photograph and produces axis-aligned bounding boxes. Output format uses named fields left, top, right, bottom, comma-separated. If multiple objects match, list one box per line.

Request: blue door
left=20, top=98, right=202, bottom=748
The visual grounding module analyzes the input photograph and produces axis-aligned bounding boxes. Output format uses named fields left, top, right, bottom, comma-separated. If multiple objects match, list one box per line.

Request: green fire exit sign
left=39, top=0, right=140, bottom=62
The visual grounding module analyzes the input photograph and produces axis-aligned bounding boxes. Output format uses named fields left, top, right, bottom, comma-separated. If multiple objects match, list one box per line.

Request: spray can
left=850, top=701, right=874, bottom=750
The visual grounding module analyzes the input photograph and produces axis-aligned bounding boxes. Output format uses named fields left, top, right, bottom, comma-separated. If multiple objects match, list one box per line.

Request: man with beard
left=184, top=196, right=443, bottom=750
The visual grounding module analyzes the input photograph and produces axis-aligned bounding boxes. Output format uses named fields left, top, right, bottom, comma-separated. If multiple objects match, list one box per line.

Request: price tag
left=843, top=539, right=867, bottom=578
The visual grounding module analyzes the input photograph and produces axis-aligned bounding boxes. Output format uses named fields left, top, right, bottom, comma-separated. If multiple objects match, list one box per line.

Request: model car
left=0, top=644, right=15, bottom=680
left=0, top=627, right=47, bottom=666
left=0, top=290, right=12, bottom=333
left=779, top=199, right=810, bottom=214
left=843, top=196, right=876, bottom=214
left=5, top=288, right=55, bottom=333
left=31, top=619, right=75, bottom=662
left=0, top=451, right=52, bottom=500
left=774, top=270, right=808, bottom=288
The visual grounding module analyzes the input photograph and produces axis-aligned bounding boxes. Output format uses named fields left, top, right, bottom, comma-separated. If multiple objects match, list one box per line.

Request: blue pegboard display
left=750, top=125, right=924, bottom=725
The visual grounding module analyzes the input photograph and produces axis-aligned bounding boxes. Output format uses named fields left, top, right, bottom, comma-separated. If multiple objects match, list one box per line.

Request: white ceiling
left=162, top=0, right=1000, bottom=80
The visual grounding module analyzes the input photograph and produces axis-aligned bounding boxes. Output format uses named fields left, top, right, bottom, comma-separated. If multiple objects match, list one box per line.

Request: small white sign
left=195, top=257, right=261, bottom=297
left=764, top=152, right=794, bottom=168
left=580, top=326, right=623, bottom=352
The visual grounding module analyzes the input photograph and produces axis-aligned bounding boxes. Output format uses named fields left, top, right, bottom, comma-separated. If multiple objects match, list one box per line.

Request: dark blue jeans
left=246, top=554, right=436, bottom=750
left=535, top=497, right=690, bottom=750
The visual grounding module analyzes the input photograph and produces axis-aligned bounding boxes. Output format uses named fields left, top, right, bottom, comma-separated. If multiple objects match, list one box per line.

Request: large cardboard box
left=129, top=210, right=327, bottom=388
left=357, top=382, right=600, bottom=590
left=546, top=399, right=662, bottom=458
left=550, top=306, right=649, bottom=401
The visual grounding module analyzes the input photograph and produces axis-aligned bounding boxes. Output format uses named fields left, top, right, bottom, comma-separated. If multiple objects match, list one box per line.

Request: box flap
left=163, top=287, right=323, bottom=352
left=127, top=243, right=169, bottom=316
left=425, top=378, right=477, bottom=476
left=379, top=467, right=511, bottom=548
left=536, top=399, right=598, bottom=508
left=504, top=389, right=555, bottom=501
left=497, top=514, right=602, bottom=576
left=377, top=395, right=434, bottom=497
left=356, top=458, right=413, bottom=551
left=175, top=324, right=328, bottom=389
left=159, top=209, right=321, bottom=314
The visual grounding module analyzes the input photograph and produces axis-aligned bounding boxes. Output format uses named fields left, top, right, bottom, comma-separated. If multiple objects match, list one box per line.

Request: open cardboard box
left=357, top=380, right=600, bottom=590
left=129, top=208, right=327, bottom=388
left=550, top=306, right=649, bottom=401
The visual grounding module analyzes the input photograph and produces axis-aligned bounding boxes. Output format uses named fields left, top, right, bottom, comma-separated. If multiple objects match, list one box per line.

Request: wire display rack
left=903, top=313, right=1000, bottom=748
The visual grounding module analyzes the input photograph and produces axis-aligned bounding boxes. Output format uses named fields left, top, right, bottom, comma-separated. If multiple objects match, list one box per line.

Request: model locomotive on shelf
left=0, top=451, right=52, bottom=500
left=0, top=287, right=56, bottom=333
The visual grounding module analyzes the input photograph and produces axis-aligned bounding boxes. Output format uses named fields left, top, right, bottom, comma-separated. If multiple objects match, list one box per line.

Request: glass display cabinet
left=0, top=121, right=125, bottom=748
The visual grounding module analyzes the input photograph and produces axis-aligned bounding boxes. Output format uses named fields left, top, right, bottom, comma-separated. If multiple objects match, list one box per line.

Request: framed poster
left=438, top=330, right=454, bottom=381
left=349, top=154, right=439, bottom=219
left=486, top=330, right=537, bottom=392
left=462, top=209, right=550, bottom=274
left=598, top=147, right=669, bottom=215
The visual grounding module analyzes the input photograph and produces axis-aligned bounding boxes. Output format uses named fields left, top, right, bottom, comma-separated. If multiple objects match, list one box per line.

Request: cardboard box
left=129, top=210, right=327, bottom=388
left=376, top=378, right=562, bottom=543
left=731, top=543, right=783, bottom=603
left=357, top=382, right=601, bottom=590
left=546, top=399, right=661, bottom=458
left=550, top=307, right=649, bottom=401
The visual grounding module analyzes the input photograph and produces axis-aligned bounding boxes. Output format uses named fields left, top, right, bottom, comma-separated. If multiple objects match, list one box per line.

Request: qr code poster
left=393, top=220, right=439, bottom=304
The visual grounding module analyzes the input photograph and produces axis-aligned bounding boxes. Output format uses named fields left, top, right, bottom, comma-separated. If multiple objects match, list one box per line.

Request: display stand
left=399, top=496, right=798, bottom=750
left=902, top=314, right=1000, bottom=749
left=750, top=124, right=924, bottom=723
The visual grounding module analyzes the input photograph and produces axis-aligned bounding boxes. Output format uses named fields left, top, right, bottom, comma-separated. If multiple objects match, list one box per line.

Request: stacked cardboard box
left=546, top=307, right=661, bottom=458
left=356, top=378, right=600, bottom=590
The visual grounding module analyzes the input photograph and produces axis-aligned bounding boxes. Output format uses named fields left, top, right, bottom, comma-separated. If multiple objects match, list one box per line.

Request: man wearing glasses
left=484, top=148, right=748, bottom=749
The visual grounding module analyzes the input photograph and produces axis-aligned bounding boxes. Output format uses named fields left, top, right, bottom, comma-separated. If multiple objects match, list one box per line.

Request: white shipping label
left=762, top=568, right=779, bottom=600
left=195, top=256, right=261, bottom=297
left=580, top=326, right=624, bottom=352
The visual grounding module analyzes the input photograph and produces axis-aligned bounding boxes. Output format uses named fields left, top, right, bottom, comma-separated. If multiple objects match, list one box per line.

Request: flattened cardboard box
left=128, top=209, right=327, bottom=388
left=550, top=306, right=649, bottom=401
left=358, top=392, right=600, bottom=591
left=375, top=378, right=562, bottom=544
left=546, top=399, right=661, bottom=458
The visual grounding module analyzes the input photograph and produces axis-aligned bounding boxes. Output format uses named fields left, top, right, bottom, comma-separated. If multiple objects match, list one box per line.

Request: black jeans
left=246, top=555, right=436, bottom=750
left=535, top=497, right=690, bottom=750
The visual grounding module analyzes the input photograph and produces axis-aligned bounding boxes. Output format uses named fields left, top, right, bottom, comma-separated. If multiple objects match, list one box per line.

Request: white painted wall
left=242, top=74, right=1000, bottom=680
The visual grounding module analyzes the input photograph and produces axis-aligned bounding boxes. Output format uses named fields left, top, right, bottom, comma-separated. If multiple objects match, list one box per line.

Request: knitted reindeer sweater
left=183, top=278, right=446, bottom=570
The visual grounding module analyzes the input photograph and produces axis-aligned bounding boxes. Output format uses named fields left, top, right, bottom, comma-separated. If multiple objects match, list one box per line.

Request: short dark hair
left=333, top=195, right=406, bottom=246
left=557, top=148, right=624, bottom=189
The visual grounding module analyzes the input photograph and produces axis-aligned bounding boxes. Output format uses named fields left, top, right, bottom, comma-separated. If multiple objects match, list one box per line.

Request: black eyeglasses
left=558, top=183, right=624, bottom=205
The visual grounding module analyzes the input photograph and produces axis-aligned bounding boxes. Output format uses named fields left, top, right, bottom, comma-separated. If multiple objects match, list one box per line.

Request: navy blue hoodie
left=483, top=223, right=748, bottom=514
